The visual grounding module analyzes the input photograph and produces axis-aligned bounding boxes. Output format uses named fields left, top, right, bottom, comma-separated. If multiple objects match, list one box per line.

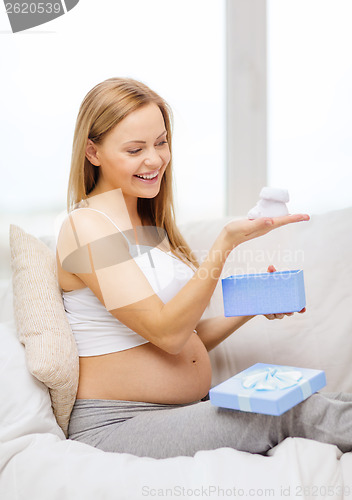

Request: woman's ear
left=85, top=139, right=100, bottom=166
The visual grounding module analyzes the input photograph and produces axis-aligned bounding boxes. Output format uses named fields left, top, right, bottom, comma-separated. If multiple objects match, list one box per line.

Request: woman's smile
left=133, top=168, right=161, bottom=184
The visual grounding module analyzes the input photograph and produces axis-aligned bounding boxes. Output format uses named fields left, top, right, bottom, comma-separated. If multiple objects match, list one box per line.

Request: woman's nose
left=144, top=148, right=163, bottom=167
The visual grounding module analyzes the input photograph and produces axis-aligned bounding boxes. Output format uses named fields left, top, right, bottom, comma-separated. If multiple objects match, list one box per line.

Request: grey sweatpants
left=68, top=392, right=352, bottom=459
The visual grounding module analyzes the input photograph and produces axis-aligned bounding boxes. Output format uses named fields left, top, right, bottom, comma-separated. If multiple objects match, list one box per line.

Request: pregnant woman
left=56, top=77, right=352, bottom=459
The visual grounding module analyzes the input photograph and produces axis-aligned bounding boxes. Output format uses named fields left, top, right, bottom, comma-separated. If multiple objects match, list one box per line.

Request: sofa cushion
left=9, top=224, right=79, bottom=437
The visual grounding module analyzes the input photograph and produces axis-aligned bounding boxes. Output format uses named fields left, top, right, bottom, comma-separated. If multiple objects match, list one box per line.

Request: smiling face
left=86, top=103, right=171, bottom=206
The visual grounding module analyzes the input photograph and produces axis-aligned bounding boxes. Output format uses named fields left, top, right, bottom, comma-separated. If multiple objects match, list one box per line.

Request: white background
left=268, top=0, right=352, bottom=215
left=1, top=0, right=352, bottom=279
left=0, top=0, right=226, bottom=225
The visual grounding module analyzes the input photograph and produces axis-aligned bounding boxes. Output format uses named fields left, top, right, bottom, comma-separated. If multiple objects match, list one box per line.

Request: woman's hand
left=223, top=214, right=310, bottom=251
left=264, top=265, right=306, bottom=320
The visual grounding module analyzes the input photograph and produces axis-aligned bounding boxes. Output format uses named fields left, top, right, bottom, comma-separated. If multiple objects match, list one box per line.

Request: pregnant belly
left=76, top=332, right=212, bottom=404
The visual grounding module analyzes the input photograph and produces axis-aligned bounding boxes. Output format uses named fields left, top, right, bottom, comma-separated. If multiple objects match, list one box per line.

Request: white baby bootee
left=248, top=187, right=289, bottom=219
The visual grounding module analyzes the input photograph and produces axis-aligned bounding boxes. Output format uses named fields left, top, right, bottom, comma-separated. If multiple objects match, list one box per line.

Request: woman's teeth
left=135, top=172, right=158, bottom=180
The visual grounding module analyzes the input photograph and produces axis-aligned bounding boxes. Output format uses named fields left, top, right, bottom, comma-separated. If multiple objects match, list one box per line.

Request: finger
left=275, top=314, right=285, bottom=319
left=265, top=314, right=276, bottom=320
left=285, top=312, right=294, bottom=316
left=280, top=213, right=310, bottom=226
left=267, top=265, right=276, bottom=273
left=266, top=214, right=310, bottom=230
left=299, top=307, right=306, bottom=313
left=242, top=214, right=310, bottom=240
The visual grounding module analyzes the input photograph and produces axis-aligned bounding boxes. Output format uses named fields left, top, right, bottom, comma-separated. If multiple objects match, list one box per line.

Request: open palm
left=224, top=214, right=310, bottom=250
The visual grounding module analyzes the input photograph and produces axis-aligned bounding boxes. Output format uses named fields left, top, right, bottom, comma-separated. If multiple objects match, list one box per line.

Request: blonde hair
left=67, top=77, right=199, bottom=270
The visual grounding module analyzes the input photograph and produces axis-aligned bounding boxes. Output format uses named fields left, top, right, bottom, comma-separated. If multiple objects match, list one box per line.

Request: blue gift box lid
left=222, top=269, right=306, bottom=316
left=209, top=363, right=326, bottom=416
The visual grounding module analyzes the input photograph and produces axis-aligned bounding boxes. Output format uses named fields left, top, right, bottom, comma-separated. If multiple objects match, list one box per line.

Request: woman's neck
left=86, top=187, right=142, bottom=227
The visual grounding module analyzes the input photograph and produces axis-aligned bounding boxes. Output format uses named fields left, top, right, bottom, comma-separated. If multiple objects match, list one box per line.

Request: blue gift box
left=209, top=363, right=326, bottom=416
left=222, top=270, right=306, bottom=316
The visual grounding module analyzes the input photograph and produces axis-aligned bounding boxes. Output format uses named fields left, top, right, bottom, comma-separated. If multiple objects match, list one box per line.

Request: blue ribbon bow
left=241, top=367, right=303, bottom=391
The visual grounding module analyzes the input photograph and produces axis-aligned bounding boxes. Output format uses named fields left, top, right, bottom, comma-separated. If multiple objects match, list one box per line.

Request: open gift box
left=209, top=363, right=326, bottom=416
left=222, top=269, right=306, bottom=316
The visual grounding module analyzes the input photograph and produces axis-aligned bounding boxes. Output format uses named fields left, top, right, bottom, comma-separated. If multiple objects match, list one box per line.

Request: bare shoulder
left=62, top=208, right=126, bottom=244
left=56, top=208, right=133, bottom=287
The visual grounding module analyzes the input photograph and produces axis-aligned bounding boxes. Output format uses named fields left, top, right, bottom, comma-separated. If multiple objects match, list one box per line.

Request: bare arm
left=112, top=226, right=232, bottom=354
left=58, top=212, right=309, bottom=355
left=195, top=315, right=254, bottom=351
left=121, top=215, right=309, bottom=354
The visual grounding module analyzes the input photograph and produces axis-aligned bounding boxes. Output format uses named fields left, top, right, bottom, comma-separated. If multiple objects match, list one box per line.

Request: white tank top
left=61, top=208, right=196, bottom=357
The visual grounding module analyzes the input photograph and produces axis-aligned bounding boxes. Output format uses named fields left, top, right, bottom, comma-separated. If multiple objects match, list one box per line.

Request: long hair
left=67, top=77, right=199, bottom=270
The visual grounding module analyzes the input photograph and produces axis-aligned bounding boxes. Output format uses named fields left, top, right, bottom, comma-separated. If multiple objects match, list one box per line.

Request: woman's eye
left=127, top=141, right=167, bottom=155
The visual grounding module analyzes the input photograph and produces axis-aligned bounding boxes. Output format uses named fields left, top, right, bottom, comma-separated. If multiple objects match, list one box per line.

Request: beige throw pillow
left=9, top=224, right=79, bottom=437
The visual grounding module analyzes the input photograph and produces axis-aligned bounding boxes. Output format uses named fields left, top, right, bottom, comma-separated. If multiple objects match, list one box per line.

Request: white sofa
left=1, top=207, right=352, bottom=499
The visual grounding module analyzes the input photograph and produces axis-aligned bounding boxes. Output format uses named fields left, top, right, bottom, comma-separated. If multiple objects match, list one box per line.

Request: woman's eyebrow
left=123, top=130, right=167, bottom=145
